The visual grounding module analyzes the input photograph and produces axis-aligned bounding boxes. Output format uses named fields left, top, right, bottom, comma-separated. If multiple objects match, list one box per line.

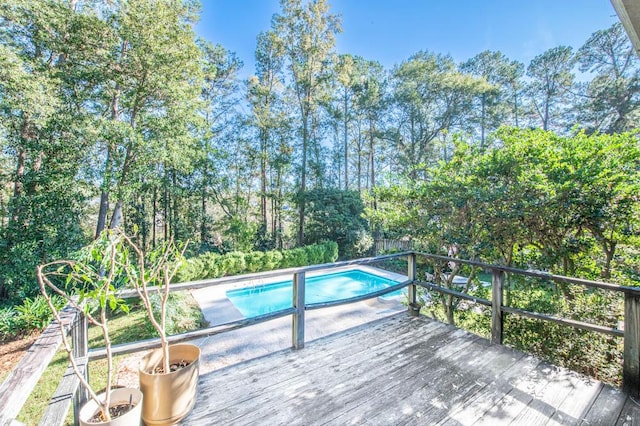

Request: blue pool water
left=226, top=270, right=403, bottom=318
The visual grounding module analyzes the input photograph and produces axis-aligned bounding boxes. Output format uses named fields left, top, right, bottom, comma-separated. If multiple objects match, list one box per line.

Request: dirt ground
left=0, top=332, right=40, bottom=381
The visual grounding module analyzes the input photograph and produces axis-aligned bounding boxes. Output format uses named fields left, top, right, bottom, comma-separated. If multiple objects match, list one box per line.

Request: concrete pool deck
left=114, top=266, right=409, bottom=386
left=188, top=265, right=409, bottom=373
left=190, top=264, right=408, bottom=327
left=192, top=296, right=407, bottom=374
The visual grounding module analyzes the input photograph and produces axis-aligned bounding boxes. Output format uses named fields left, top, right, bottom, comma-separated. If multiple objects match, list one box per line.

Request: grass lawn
left=16, top=292, right=205, bottom=425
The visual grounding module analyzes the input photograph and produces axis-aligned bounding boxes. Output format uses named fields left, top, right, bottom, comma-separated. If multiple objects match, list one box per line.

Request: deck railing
left=1, top=250, right=639, bottom=425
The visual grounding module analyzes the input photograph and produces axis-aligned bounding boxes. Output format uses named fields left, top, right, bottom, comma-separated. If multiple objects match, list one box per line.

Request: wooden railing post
left=407, top=253, right=419, bottom=316
left=72, top=309, right=88, bottom=425
left=623, top=292, right=640, bottom=396
left=292, top=272, right=306, bottom=350
left=491, top=269, right=505, bottom=345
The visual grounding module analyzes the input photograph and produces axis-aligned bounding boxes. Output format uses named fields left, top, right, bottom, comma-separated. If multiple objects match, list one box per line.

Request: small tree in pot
left=118, top=234, right=201, bottom=425
left=38, top=231, right=143, bottom=425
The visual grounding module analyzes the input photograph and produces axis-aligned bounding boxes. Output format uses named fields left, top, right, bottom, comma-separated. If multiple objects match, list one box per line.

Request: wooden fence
left=374, top=238, right=413, bottom=254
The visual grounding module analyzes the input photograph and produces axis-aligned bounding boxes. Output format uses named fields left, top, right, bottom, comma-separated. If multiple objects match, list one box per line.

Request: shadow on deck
left=182, top=313, right=640, bottom=425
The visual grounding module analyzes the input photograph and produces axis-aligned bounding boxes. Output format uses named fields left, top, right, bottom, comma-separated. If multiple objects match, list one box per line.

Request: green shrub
left=290, top=248, right=308, bottom=267
left=173, top=241, right=340, bottom=282
left=325, top=241, right=339, bottom=263
left=305, top=244, right=322, bottom=264
left=262, top=250, right=283, bottom=270
left=200, top=252, right=221, bottom=278
left=245, top=252, right=265, bottom=273
left=16, top=295, right=66, bottom=330
left=280, top=250, right=294, bottom=268
left=148, top=292, right=207, bottom=335
left=0, top=307, right=17, bottom=339
left=173, top=259, right=198, bottom=282
left=221, top=252, right=246, bottom=275
left=0, top=295, right=66, bottom=340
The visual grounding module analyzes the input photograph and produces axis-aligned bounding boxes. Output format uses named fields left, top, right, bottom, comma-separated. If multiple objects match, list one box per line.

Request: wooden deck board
left=580, top=386, right=630, bottom=425
left=181, top=313, right=638, bottom=425
left=436, top=355, right=545, bottom=425
left=616, top=397, right=640, bottom=425
left=347, top=339, right=524, bottom=425
left=196, top=317, right=445, bottom=419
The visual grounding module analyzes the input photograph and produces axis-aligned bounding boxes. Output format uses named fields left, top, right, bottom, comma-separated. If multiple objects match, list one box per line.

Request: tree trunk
left=108, top=200, right=123, bottom=229
left=163, top=169, right=169, bottom=242
left=343, top=87, right=349, bottom=190
left=260, top=128, right=268, bottom=231
left=96, top=89, right=120, bottom=237
left=297, top=112, right=309, bottom=246
left=444, top=296, right=455, bottom=325
left=356, top=128, right=363, bottom=193
left=275, top=167, right=283, bottom=249
left=95, top=191, right=109, bottom=238
left=141, top=194, right=148, bottom=249
left=543, top=95, right=550, bottom=131
left=513, top=88, right=519, bottom=127
left=152, top=186, right=157, bottom=248
left=11, top=147, right=26, bottom=224
left=602, top=240, right=616, bottom=279
left=201, top=185, right=207, bottom=243
left=369, top=118, right=375, bottom=193
left=480, top=93, right=486, bottom=150
left=172, top=171, right=178, bottom=241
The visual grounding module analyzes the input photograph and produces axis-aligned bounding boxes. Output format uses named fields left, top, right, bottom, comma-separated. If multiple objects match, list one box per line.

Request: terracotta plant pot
left=138, top=343, right=201, bottom=425
left=78, top=388, right=143, bottom=426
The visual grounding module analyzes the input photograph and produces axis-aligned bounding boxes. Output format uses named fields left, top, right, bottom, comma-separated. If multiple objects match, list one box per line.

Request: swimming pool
left=226, top=269, right=403, bottom=318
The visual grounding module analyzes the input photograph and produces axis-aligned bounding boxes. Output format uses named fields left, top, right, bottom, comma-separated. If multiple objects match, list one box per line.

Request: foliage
left=417, top=265, right=626, bottom=385
left=0, top=295, right=66, bottom=340
left=37, top=230, right=135, bottom=422
left=504, top=282, right=624, bottom=385
left=390, top=51, right=487, bottom=176
left=372, top=127, right=638, bottom=384
left=147, top=292, right=208, bottom=336
left=16, top=293, right=204, bottom=425
left=0, top=0, right=90, bottom=300
left=120, top=233, right=187, bottom=375
left=460, top=50, right=524, bottom=147
left=577, top=22, right=640, bottom=133
left=15, top=296, right=66, bottom=333
left=1, top=0, right=638, bottom=310
left=370, top=128, right=640, bottom=281
left=271, top=0, right=341, bottom=245
left=0, top=307, right=17, bottom=339
left=300, top=188, right=370, bottom=259
left=526, top=46, right=576, bottom=131
left=174, top=241, right=339, bottom=282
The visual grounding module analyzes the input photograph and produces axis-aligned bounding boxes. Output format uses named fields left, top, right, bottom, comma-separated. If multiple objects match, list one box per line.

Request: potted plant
left=38, top=231, right=143, bottom=425
left=119, top=235, right=201, bottom=425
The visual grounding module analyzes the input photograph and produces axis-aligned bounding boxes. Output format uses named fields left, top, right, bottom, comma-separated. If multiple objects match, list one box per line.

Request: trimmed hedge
left=174, top=241, right=339, bottom=283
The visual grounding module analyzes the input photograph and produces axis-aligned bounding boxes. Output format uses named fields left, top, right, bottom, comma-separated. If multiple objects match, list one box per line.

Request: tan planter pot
left=79, top=388, right=143, bottom=426
left=138, top=343, right=201, bottom=425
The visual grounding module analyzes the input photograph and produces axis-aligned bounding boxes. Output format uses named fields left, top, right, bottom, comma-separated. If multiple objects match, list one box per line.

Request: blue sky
left=195, top=0, right=620, bottom=77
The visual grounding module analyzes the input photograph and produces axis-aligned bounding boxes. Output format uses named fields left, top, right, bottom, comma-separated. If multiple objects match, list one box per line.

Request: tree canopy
left=0, top=1, right=638, bottom=302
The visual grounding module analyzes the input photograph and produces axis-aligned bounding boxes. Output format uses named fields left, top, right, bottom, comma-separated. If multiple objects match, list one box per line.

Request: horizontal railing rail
left=416, top=281, right=624, bottom=337
left=414, top=252, right=640, bottom=293
left=2, top=249, right=639, bottom=425
left=114, top=251, right=412, bottom=298
left=0, top=305, right=81, bottom=426
left=305, top=279, right=411, bottom=310
left=87, top=308, right=297, bottom=360
left=411, top=251, right=640, bottom=396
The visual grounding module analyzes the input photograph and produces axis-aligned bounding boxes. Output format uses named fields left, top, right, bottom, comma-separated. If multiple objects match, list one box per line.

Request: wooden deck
left=182, top=313, right=640, bottom=425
